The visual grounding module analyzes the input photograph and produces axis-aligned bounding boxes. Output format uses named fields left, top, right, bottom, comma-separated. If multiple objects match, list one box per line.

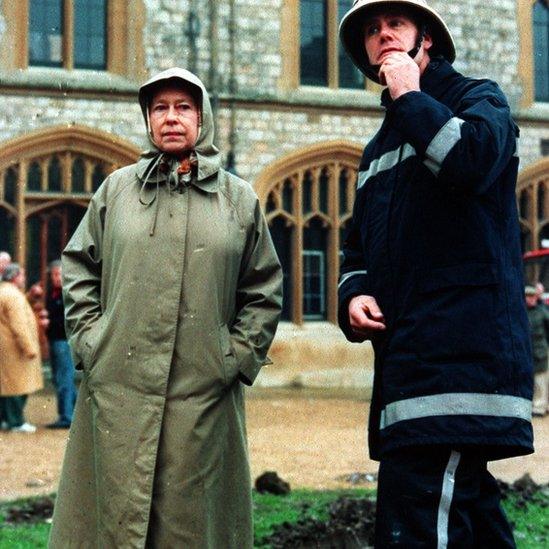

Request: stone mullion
left=327, top=0, right=338, bottom=88
left=348, top=169, right=357, bottom=213
left=274, top=181, right=282, bottom=211
left=61, top=152, right=72, bottom=193
left=61, top=209, right=69, bottom=250
left=16, top=162, right=27, bottom=266
left=40, top=159, right=49, bottom=191
left=311, top=166, right=321, bottom=214
left=327, top=162, right=340, bottom=323
left=542, top=179, right=548, bottom=223
left=39, top=214, right=49, bottom=286
left=64, top=0, right=75, bottom=70
left=293, top=172, right=304, bottom=325
left=532, top=184, right=539, bottom=248
left=84, top=160, right=94, bottom=193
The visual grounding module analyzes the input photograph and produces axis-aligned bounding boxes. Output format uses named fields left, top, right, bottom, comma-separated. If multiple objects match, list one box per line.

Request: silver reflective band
left=357, top=144, right=416, bottom=189
left=437, top=451, right=460, bottom=549
left=514, top=137, right=519, bottom=158
left=338, top=270, right=368, bottom=289
left=380, top=393, right=532, bottom=429
left=424, top=117, right=465, bottom=176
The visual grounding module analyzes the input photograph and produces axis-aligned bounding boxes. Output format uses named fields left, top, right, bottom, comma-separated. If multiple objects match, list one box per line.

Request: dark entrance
left=26, top=203, right=86, bottom=286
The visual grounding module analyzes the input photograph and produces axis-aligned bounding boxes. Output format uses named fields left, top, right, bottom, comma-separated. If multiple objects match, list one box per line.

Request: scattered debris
left=337, top=472, right=378, bottom=485
left=3, top=496, right=54, bottom=525
left=255, top=471, right=291, bottom=495
left=263, top=496, right=376, bottom=548
left=25, top=478, right=49, bottom=488
left=261, top=476, right=549, bottom=548
left=497, top=473, right=549, bottom=508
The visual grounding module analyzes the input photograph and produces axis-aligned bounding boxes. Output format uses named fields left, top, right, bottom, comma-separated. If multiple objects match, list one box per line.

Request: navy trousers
left=375, top=446, right=516, bottom=548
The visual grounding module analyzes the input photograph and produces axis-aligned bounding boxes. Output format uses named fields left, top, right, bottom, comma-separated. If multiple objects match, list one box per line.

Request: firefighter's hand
left=348, top=295, right=386, bottom=341
left=379, top=51, right=420, bottom=100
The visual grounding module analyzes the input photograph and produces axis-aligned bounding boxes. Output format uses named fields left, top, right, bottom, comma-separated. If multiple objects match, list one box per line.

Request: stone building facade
left=0, top=0, right=548, bottom=386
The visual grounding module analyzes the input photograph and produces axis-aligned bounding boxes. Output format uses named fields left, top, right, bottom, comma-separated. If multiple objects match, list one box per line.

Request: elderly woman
left=49, top=68, right=282, bottom=548
left=0, top=263, right=43, bottom=433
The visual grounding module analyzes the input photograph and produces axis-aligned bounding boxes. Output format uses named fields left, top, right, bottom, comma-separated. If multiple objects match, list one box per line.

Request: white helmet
left=339, top=0, right=456, bottom=82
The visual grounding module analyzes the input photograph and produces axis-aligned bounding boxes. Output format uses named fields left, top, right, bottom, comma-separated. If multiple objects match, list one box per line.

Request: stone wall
left=0, top=0, right=546, bottom=179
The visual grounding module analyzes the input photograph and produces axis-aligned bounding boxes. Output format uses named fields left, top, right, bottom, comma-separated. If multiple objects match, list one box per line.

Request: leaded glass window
left=534, top=1, right=549, bottom=101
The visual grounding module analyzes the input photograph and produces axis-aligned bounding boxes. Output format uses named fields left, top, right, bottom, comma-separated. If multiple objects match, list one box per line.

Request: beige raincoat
left=0, top=282, right=43, bottom=396
left=49, top=68, right=282, bottom=548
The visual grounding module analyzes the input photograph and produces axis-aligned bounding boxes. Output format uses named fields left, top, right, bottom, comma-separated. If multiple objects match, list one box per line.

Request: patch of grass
left=503, top=492, right=549, bottom=548
left=0, top=523, right=50, bottom=549
left=0, top=488, right=546, bottom=548
left=253, top=488, right=373, bottom=545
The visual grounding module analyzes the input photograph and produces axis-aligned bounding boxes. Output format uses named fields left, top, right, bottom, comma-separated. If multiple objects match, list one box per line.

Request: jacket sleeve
left=230, top=197, right=283, bottom=385
left=4, top=289, right=39, bottom=359
left=389, top=80, right=518, bottom=194
left=338, top=198, right=370, bottom=343
left=61, top=182, right=107, bottom=370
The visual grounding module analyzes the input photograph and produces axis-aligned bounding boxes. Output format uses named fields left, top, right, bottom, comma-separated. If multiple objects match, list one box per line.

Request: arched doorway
left=517, top=157, right=549, bottom=286
left=255, top=141, right=362, bottom=324
left=0, top=124, right=140, bottom=285
left=517, top=157, right=549, bottom=252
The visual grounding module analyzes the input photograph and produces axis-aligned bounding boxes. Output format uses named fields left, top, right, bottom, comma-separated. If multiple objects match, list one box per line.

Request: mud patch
left=261, top=475, right=549, bottom=548
left=2, top=496, right=54, bottom=525
left=262, top=496, right=376, bottom=548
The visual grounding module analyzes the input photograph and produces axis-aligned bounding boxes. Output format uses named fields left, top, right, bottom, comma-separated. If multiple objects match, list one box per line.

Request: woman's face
left=149, top=84, right=200, bottom=158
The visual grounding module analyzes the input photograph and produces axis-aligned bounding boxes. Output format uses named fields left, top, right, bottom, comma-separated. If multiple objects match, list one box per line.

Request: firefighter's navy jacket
left=338, top=58, right=534, bottom=461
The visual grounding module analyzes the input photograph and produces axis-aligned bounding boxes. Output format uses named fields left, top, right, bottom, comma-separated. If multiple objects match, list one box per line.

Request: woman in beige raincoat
left=49, top=68, right=282, bottom=548
left=0, top=263, right=43, bottom=432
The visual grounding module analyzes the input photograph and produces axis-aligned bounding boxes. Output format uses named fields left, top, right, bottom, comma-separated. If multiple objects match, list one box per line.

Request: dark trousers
left=50, top=339, right=77, bottom=424
left=375, top=446, right=516, bottom=548
left=0, top=395, right=28, bottom=428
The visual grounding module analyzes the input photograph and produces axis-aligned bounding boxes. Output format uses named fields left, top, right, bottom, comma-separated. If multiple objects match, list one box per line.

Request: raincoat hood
left=136, top=67, right=221, bottom=185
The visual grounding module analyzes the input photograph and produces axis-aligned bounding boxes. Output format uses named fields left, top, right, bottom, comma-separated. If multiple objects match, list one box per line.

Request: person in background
left=45, top=260, right=76, bottom=429
left=0, top=263, right=44, bottom=432
left=337, top=0, right=533, bottom=546
left=26, top=280, right=50, bottom=362
left=0, top=250, right=11, bottom=428
left=535, top=281, right=547, bottom=306
left=0, top=251, right=11, bottom=275
left=526, top=285, right=549, bottom=416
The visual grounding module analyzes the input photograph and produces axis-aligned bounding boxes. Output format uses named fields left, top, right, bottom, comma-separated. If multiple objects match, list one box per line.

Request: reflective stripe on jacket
left=338, top=59, right=533, bottom=461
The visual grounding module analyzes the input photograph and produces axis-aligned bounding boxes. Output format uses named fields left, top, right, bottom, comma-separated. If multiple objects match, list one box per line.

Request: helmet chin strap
left=406, top=25, right=426, bottom=60
left=372, top=25, right=427, bottom=80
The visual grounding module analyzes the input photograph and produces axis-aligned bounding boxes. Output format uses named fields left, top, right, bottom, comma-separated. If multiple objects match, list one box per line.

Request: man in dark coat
left=45, top=260, right=76, bottom=429
left=338, top=1, right=534, bottom=547
left=525, top=285, right=549, bottom=416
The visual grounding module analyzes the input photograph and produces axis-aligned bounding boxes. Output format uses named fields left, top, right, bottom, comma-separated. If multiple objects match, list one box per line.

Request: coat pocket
left=218, top=323, right=239, bottom=385
left=413, top=263, right=499, bottom=362
left=81, top=315, right=108, bottom=372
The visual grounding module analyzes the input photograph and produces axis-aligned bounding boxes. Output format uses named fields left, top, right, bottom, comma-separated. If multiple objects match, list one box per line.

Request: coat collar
left=135, top=151, right=221, bottom=193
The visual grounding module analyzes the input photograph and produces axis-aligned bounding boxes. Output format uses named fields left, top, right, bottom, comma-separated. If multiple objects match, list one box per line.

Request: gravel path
left=0, top=388, right=547, bottom=502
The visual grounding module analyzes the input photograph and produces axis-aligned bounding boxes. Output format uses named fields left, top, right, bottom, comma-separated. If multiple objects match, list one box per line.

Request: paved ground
left=0, top=387, right=547, bottom=502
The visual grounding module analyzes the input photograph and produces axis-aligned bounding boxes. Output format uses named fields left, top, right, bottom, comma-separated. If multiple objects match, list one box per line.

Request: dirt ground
left=0, top=387, right=548, bottom=502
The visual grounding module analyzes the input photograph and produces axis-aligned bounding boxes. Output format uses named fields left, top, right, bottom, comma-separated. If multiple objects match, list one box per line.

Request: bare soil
left=1, top=387, right=548, bottom=502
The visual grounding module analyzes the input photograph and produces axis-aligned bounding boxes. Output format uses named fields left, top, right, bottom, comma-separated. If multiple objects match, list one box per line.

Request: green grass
left=0, top=489, right=546, bottom=548
left=503, top=492, right=549, bottom=548
left=0, top=523, right=50, bottom=549
left=253, top=488, right=373, bottom=546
